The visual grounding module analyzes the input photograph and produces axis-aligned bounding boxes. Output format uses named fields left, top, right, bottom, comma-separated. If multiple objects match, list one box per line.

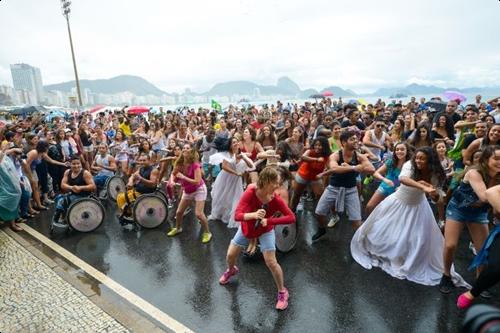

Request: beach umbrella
left=357, top=98, right=368, bottom=106
left=45, top=109, right=67, bottom=121
left=89, top=105, right=106, bottom=114
left=309, top=94, right=324, bottom=99
left=443, top=91, right=467, bottom=103
left=322, top=91, right=334, bottom=97
left=10, top=105, right=46, bottom=115
left=127, top=105, right=150, bottom=115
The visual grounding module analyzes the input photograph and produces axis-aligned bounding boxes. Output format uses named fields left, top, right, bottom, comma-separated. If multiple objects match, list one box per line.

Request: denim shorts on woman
left=446, top=198, right=489, bottom=224
left=231, top=226, right=276, bottom=252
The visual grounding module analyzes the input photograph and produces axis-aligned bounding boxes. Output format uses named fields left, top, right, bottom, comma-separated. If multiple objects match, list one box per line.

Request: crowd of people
left=0, top=93, right=499, bottom=311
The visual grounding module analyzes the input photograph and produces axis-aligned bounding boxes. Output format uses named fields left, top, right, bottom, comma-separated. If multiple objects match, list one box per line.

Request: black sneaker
left=312, top=228, right=327, bottom=242
left=439, top=274, right=455, bottom=294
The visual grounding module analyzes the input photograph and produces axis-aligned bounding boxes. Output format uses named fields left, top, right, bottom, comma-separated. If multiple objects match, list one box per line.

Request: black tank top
left=329, top=150, right=359, bottom=188
left=80, top=131, right=92, bottom=147
left=68, top=170, right=91, bottom=196
left=135, top=166, right=155, bottom=194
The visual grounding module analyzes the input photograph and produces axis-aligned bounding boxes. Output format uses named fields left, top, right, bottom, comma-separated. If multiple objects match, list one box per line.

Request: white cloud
left=0, top=0, right=499, bottom=94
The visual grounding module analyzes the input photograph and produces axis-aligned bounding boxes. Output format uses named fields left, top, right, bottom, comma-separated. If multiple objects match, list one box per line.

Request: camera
left=463, top=305, right=500, bottom=333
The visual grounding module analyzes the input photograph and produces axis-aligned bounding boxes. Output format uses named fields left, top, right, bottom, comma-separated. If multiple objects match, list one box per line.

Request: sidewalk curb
left=4, top=227, right=171, bottom=333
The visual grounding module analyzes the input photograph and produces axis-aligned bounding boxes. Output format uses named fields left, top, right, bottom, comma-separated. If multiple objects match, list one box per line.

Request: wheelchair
left=241, top=220, right=299, bottom=260
left=118, top=185, right=169, bottom=231
left=274, top=220, right=299, bottom=253
left=98, top=174, right=127, bottom=202
left=50, top=193, right=105, bottom=235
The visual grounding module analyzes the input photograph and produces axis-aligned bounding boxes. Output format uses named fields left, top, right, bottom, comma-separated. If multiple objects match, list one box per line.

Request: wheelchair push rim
left=67, top=198, right=105, bottom=233
left=133, top=194, right=168, bottom=229
left=107, top=176, right=127, bottom=201
left=274, top=222, right=298, bottom=253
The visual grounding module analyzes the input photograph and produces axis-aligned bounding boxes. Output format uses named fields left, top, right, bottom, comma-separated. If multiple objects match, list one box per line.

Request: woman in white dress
left=350, top=147, right=470, bottom=287
left=209, top=137, right=254, bottom=228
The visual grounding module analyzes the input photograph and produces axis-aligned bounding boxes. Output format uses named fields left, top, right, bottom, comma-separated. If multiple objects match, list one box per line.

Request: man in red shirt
left=218, top=167, right=295, bottom=310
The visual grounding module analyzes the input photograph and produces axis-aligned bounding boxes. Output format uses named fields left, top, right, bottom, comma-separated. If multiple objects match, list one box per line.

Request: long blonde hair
left=174, top=144, right=199, bottom=171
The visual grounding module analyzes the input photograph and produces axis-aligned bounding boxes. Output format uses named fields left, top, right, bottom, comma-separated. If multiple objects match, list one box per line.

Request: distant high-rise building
left=10, top=63, right=45, bottom=104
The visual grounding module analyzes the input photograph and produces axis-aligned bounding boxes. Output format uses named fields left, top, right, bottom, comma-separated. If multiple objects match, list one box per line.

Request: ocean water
left=159, top=93, right=496, bottom=112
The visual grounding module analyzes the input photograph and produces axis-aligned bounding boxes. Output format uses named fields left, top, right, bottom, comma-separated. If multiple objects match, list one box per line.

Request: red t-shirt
left=297, top=150, right=327, bottom=181
left=250, top=120, right=263, bottom=131
left=234, top=185, right=295, bottom=238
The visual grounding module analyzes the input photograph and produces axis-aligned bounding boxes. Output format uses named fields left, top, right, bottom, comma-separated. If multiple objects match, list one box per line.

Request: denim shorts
left=231, top=226, right=276, bottom=252
left=93, top=174, right=111, bottom=188
left=446, top=198, right=489, bottom=224
left=202, top=163, right=221, bottom=178
left=295, top=173, right=322, bottom=186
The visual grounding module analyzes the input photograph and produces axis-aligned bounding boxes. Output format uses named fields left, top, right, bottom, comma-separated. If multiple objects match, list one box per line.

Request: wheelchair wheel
left=106, top=176, right=126, bottom=202
left=67, top=198, right=105, bottom=233
left=133, top=194, right=168, bottom=229
left=275, top=221, right=298, bottom=253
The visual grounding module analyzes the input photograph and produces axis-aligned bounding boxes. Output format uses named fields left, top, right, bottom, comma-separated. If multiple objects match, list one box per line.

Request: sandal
left=10, top=221, right=23, bottom=232
left=29, top=210, right=40, bottom=215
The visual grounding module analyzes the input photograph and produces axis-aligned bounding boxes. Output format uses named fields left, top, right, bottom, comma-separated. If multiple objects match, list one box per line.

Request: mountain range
left=44, top=75, right=500, bottom=98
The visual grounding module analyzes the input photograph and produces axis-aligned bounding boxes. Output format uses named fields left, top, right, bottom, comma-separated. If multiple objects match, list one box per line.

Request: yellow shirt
left=119, top=122, right=132, bottom=136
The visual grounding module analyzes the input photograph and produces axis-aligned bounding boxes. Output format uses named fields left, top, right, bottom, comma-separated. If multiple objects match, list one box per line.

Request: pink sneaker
left=275, top=288, right=289, bottom=310
left=219, top=266, right=239, bottom=285
left=457, top=292, right=474, bottom=310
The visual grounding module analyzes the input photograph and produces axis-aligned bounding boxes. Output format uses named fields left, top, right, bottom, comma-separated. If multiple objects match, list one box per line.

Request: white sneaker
left=469, top=242, right=477, bottom=256
left=327, top=214, right=339, bottom=228
left=296, top=200, right=304, bottom=212
left=437, top=220, right=445, bottom=229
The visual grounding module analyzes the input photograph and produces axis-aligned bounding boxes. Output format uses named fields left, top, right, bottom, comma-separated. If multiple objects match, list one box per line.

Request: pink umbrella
left=322, top=91, right=334, bottom=97
left=443, top=91, right=467, bottom=103
left=89, top=105, right=106, bottom=113
left=127, top=105, right=150, bottom=115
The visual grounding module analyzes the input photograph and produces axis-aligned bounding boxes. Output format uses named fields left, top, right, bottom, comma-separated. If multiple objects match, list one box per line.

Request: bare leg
left=365, top=191, right=386, bottom=216
left=174, top=197, right=192, bottom=229
left=351, top=220, right=362, bottom=230
left=194, top=200, right=210, bottom=233
left=290, top=182, right=306, bottom=211
left=263, top=251, right=285, bottom=291
left=226, top=243, right=242, bottom=269
left=311, top=182, right=324, bottom=201
left=443, top=219, right=465, bottom=276
left=467, top=223, right=490, bottom=277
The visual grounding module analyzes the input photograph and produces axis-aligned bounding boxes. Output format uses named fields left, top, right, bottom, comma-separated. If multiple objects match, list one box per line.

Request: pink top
left=178, top=162, right=204, bottom=193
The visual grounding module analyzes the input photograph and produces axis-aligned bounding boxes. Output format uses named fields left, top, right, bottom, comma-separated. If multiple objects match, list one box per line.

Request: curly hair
left=411, top=146, right=446, bottom=187
left=310, top=136, right=332, bottom=157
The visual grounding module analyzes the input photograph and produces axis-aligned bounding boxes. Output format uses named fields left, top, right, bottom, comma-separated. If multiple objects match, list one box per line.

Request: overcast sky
left=1, top=0, right=499, bottom=93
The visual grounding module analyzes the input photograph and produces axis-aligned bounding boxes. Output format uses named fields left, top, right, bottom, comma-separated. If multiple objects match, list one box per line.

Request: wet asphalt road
left=26, top=198, right=499, bottom=333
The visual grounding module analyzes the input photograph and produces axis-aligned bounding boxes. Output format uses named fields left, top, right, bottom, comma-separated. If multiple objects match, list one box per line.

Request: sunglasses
left=375, top=124, right=385, bottom=128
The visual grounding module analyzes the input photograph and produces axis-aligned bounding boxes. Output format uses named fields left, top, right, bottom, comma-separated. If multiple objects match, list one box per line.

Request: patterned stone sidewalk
left=0, top=229, right=129, bottom=333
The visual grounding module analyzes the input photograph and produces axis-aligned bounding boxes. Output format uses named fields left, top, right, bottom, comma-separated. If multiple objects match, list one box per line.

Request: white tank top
left=369, top=129, right=386, bottom=160
left=95, top=154, right=114, bottom=177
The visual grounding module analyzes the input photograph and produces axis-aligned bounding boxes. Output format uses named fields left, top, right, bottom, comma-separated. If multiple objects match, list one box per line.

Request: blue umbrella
left=45, top=109, right=67, bottom=121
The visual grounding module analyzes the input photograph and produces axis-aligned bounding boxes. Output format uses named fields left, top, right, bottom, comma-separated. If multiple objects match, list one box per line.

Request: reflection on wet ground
left=27, top=201, right=499, bottom=332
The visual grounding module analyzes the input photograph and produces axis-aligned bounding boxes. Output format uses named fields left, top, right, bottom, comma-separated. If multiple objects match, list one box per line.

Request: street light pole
left=61, top=0, right=83, bottom=107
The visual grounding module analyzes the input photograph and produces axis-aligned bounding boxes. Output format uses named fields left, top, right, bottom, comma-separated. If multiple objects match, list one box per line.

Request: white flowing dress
left=350, top=161, right=470, bottom=287
left=209, top=152, right=249, bottom=228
